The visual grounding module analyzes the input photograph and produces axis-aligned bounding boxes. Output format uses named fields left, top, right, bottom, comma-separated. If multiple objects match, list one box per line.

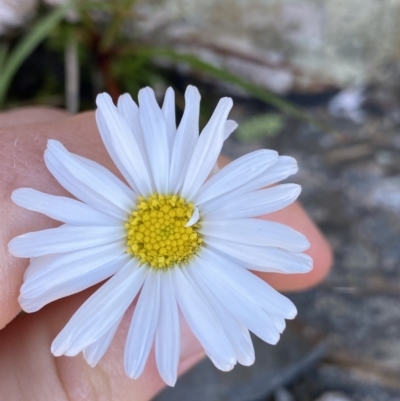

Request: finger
left=0, top=107, right=70, bottom=328
left=259, top=201, right=333, bottom=291
left=0, top=287, right=205, bottom=401
left=0, top=112, right=114, bottom=329
left=0, top=107, right=70, bottom=128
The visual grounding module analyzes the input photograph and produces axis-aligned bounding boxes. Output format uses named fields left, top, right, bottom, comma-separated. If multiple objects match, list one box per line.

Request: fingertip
left=258, top=201, right=333, bottom=292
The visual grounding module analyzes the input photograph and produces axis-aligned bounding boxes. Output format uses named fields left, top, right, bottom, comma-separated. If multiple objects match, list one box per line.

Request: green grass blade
left=0, top=2, right=72, bottom=107
left=0, top=42, right=8, bottom=72
left=135, top=47, right=313, bottom=124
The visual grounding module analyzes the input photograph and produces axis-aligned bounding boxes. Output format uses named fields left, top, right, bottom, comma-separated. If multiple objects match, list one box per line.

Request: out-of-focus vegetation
left=0, top=0, right=312, bottom=130
left=236, top=114, right=285, bottom=142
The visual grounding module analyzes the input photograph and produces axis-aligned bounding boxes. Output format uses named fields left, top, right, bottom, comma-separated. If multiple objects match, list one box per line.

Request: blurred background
left=1, top=1, right=400, bottom=400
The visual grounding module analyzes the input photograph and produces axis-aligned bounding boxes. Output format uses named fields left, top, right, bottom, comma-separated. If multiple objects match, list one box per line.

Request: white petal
left=45, top=155, right=123, bottom=220
left=155, top=269, right=180, bottom=386
left=187, top=266, right=255, bottom=366
left=181, top=97, right=233, bottom=200
left=230, top=155, right=298, bottom=195
left=185, top=206, right=200, bottom=227
left=45, top=140, right=135, bottom=219
left=21, top=241, right=125, bottom=288
left=161, top=87, right=176, bottom=151
left=55, top=141, right=135, bottom=205
left=200, top=156, right=298, bottom=210
left=224, top=120, right=238, bottom=141
left=194, top=149, right=278, bottom=205
left=20, top=246, right=129, bottom=312
left=52, top=260, right=147, bottom=357
left=237, top=323, right=254, bottom=361
left=169, top=86, right=201, bottom=193
left=12, top=188, right=121, bottom=226
left=117, top=94, right=146, bottom=154
left=9, top=225, right=125, bottom=258
left=199, top=219, right=310, bottom=252
left=96, top=109, right=145, bottom=196
left=196, top=255, right=281, bottom=345
left=125, top=270, right=161, bottom=379
left=117, top=93, right=152, bottom=176
left=201, top=248, right=297, bottom=319
left=173, top=264, right=236, bottom=371
left=270, top=315, right=286, bottom=334
left=83, top=315, right=123, bottom=367
left=206, top=238, right=313, bottom=274
left=138, top=87, right=170, bottom=193
left=96, top=93, right=153, bottom=196
left=75, top=154, right=136, bottom=200
left=25, top=257, right=44, bottom=279
left=202, top=184, right=301, bottom=218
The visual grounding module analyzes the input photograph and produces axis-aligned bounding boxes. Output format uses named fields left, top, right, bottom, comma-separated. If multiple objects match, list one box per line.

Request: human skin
left=0, top=108, right=333, bottom=400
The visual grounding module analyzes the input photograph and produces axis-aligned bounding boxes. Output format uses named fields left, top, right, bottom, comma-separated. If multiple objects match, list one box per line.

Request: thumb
left=0, top=286, right=205, bottom=401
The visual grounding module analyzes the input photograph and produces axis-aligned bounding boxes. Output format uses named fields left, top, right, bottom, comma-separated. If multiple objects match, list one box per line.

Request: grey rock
left=154, top=326, right=315, bottom=401
left=154, top=79, right=400, bottom=400
left=315, top=392, right=353, bottom=401
left=274, top=387, right=295, bottom=401
left=136, top=0, right=400, bottom=91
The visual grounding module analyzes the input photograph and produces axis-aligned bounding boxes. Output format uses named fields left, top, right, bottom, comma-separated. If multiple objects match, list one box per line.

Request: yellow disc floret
left=125, top=194, right=203, bottom=269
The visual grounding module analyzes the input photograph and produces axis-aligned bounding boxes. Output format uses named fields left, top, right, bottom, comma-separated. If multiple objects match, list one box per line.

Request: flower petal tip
left=83, top=354, right=99, bottom=368
left=162, top=376, right=177, bottom=387
left=302, top=238, right=311, bottom=252
left=96, top=92, right=114, bottom=109
left=185, top=85, right=201, bottom=99
left=11, top=187, right=26, bottom=201
left=220, top=362, right=235, bottom=372
left=18, top=295, right=35, bottom=313
left=287, top=307, right=298, bottom=320
left=221, top=97, right=233, bottom=108
left=51, top=346, right=64, bottom=358
left=46, top=138, right=61, bottom=149
left=269, top=333, right=281, bottom=346
left=8, top=237, right=20, bottom=257
left=138, top=86, right=155, bottom=99
left=86, top=361, right=97, bottom=368
left=302, top=254, right=314, bottom=273
left=239, top=355, right=255, bottom=367
left=126, top=369, right=140, bottom=380
left=291, top=183, right=302, bottom=196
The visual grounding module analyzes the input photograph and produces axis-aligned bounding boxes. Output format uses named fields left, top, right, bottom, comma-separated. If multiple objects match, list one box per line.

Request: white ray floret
left=155, top=269, right=180, bottom=386
left=9, top=85, right=312, bottom=386
left=169, top=86, right=201, bottom=192
left=194, top=149, right=278, bottom=205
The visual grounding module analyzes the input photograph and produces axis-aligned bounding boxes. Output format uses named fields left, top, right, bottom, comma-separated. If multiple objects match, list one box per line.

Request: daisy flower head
left=9, top=86, right=312, bottom=386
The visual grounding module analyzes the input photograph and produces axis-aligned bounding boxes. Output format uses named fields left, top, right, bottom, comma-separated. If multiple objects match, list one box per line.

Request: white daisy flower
left=9, top=86, right=312, bottom=386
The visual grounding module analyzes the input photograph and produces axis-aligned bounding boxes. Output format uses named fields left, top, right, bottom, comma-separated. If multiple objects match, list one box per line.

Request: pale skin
left=0, top=107, right=333, bottom=400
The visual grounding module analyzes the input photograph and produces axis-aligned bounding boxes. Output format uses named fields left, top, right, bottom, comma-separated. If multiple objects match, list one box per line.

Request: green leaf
left=236, top=113, right=285, bottom=142
left=0, top=2, right=73, bottom=107
left=99, top=0, right=138, bottom=52
left=0, top=42, right=8, bottom=72
left=134, top=47, right=314, bottom=124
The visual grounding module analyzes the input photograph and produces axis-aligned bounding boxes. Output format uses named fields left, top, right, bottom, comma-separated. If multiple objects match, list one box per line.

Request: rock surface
left=153, top=85, right=400, bottom=400
left=136, top=0, right=400, bottom=92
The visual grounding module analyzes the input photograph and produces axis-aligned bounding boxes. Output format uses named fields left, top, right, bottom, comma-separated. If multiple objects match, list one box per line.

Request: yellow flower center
left=125, top=194, right=203, bottom=269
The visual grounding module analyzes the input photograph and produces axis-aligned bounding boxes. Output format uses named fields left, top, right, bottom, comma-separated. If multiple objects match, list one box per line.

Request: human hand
left=0, top=107, right=332, bottom=400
